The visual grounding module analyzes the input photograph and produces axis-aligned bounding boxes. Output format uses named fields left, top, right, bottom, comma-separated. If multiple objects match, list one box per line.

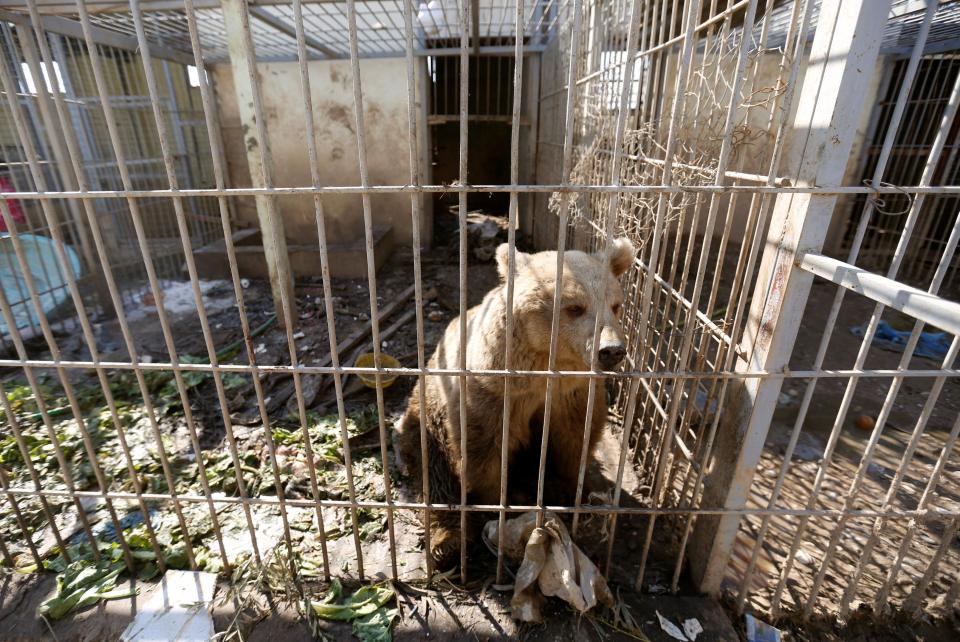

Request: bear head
left=495, top=238, right=636, bottom=371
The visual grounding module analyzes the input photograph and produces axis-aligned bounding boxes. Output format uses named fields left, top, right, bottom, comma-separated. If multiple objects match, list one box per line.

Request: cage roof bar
left=248, top=4, right=338, bottom=56
left=0, top=6, right=196, bottom=65
left=1, top=0, right=557, bottom=63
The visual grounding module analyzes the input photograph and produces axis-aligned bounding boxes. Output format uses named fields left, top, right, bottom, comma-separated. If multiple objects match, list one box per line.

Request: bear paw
left=428, top=525, right=461, bottom=570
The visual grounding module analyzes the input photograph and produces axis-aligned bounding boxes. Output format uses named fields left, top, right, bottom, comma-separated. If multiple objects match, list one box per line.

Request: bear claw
left=428, top=526, right=461, bottom=570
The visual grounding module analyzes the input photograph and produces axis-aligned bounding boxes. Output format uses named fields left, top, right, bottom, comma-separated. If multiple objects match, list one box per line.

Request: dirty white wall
left=213, top=58, right=430, bottom=250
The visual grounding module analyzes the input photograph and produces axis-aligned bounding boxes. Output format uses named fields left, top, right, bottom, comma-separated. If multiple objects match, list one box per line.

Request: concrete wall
left=212, top=57, right=430, bottom=249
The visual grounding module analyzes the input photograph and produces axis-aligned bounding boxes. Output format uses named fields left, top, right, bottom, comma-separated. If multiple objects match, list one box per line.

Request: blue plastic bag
left=850, top=320, right=949, bottom=361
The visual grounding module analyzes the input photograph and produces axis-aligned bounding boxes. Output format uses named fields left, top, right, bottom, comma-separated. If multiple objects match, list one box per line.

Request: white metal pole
left=685, top=0, right=893, bottom=594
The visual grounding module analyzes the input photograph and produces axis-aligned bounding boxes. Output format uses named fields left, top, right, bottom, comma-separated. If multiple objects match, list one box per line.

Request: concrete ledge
left=195, top=226, right=394, bottom=280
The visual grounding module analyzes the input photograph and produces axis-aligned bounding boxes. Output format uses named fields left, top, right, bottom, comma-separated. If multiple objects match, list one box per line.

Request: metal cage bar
left=0, top=0, right=958, bottom=625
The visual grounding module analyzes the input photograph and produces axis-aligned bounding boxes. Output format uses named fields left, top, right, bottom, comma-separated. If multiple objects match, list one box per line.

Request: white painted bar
left=798, top=252, right=960, bottom=336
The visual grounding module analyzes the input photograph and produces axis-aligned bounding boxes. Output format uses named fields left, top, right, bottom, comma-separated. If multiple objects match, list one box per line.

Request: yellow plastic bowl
left=355, top=352, right=400, bottom=389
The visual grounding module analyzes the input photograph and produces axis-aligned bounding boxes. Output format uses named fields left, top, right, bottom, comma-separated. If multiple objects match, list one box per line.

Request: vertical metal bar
left=130, top=0, right=268, bottom=567
left=494, top=0, right=526, bottom=585
left=569, top=0, right=644, bottom=541
left=184, top=0, right=308, bottom=575
left=0, top=465, right=42, bottom=568
left=533, top=0, right=592, bottom=532
left=471, top=0, right=479, bottom=55
left=345, top=0, right=398, bottom=579
left=456, top=0, right=470, bottom=581
left=220, top=0, right=351, bottom=574
left=401, top=0, right=434, bottom=579
left=282, top=0, right=347, bottom=580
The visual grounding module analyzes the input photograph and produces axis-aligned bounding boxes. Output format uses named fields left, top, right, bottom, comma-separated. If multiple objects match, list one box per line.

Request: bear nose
left=598, top=343, right=626, bottom=370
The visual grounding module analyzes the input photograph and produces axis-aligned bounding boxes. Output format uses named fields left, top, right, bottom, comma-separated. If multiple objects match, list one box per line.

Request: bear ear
left=607, top=237, right=636, bottom=277
left=495, top=243, right=529, bottom=281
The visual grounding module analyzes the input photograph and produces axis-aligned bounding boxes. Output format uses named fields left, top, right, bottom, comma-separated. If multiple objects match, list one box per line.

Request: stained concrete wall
left=212, top=57, right=430, bottom=250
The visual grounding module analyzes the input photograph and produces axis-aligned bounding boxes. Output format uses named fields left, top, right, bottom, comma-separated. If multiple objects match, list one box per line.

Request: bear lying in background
left=395, top=238, right=636, bottom=568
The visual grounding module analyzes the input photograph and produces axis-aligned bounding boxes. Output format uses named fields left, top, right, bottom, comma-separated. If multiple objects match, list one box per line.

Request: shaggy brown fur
left=394, top=239, right=636, bottom=567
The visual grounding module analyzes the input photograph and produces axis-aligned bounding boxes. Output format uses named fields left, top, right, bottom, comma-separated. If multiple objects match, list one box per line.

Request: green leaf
left=138, top=563, right=160, bottom=581
left=37, top=557, right=134, bottom=620
left=222, top=373, right=247, bottom=390
left=311, top=603, right=357, bottom=621
left=353, top=607, right=398, bottom=642
left=309, top=582, right=395, bottom=640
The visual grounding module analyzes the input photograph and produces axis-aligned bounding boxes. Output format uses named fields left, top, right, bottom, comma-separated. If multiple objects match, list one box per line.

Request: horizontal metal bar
left=883, top=37, right=960, bottom=58
left=0, top=8, right=197, bottom=66
left=3, top=486, right=960, bottom=521
left=150, top=46, right=546, bottom=64
left=798, top=252, right=960, bottom=335
left=418, top=45, right=545, bottom=56
left=1, top=357, right=957, bottom=380
left=638, top=155, right=793, bottom=186
left=7, top=184, right=960, bottom=200
left=427, top=114, right=531, bottom=125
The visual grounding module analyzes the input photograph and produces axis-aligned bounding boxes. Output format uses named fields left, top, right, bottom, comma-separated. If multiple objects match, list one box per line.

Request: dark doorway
left=428, top=55, right=516, bottom=232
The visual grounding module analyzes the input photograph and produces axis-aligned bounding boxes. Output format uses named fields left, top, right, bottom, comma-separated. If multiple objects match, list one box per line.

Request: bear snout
left=598, top=342, right=626, bottom=370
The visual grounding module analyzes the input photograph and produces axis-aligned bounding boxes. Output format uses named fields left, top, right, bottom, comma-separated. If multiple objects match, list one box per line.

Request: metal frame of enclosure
left=0, top=0, right=959, bottom=620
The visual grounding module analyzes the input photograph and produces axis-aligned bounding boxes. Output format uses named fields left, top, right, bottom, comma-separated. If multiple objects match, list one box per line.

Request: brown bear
left=394, top=238, right=636, bottom=567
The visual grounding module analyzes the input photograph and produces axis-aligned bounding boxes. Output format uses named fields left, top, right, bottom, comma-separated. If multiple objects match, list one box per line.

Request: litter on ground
left=745, top=613, right=783, bottom=642
left=482, top=511, right=613, bottom=622
left=850, top=320, right=950, bottom=360
left=120, top=570, right=217, bottom=642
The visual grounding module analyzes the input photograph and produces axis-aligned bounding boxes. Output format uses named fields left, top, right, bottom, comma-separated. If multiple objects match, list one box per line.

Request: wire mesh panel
left=533, top=0, right=960, bottom=619
left=0, top=0, right=957, bottom=632
left=837, top=54, right=960, bottom=297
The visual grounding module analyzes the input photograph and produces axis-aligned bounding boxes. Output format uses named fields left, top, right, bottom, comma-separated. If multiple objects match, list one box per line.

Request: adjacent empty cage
left=0, top=0, right=958, bottom=624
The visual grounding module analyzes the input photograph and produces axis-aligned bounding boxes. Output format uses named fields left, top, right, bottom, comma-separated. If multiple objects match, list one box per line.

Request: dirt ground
left=724, top=280, right=960, bottom=620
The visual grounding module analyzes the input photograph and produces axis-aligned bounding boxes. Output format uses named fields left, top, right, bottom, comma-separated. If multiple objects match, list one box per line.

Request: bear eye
left=565, top=304, right=586, bottom=318
left=612, top=303, right=622, bottom=316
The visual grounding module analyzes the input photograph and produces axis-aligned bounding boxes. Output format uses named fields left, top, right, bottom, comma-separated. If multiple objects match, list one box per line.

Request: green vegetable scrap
left=310, top=579, right=398, bottom=642
left=37, top=555, right=138, bottom=620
